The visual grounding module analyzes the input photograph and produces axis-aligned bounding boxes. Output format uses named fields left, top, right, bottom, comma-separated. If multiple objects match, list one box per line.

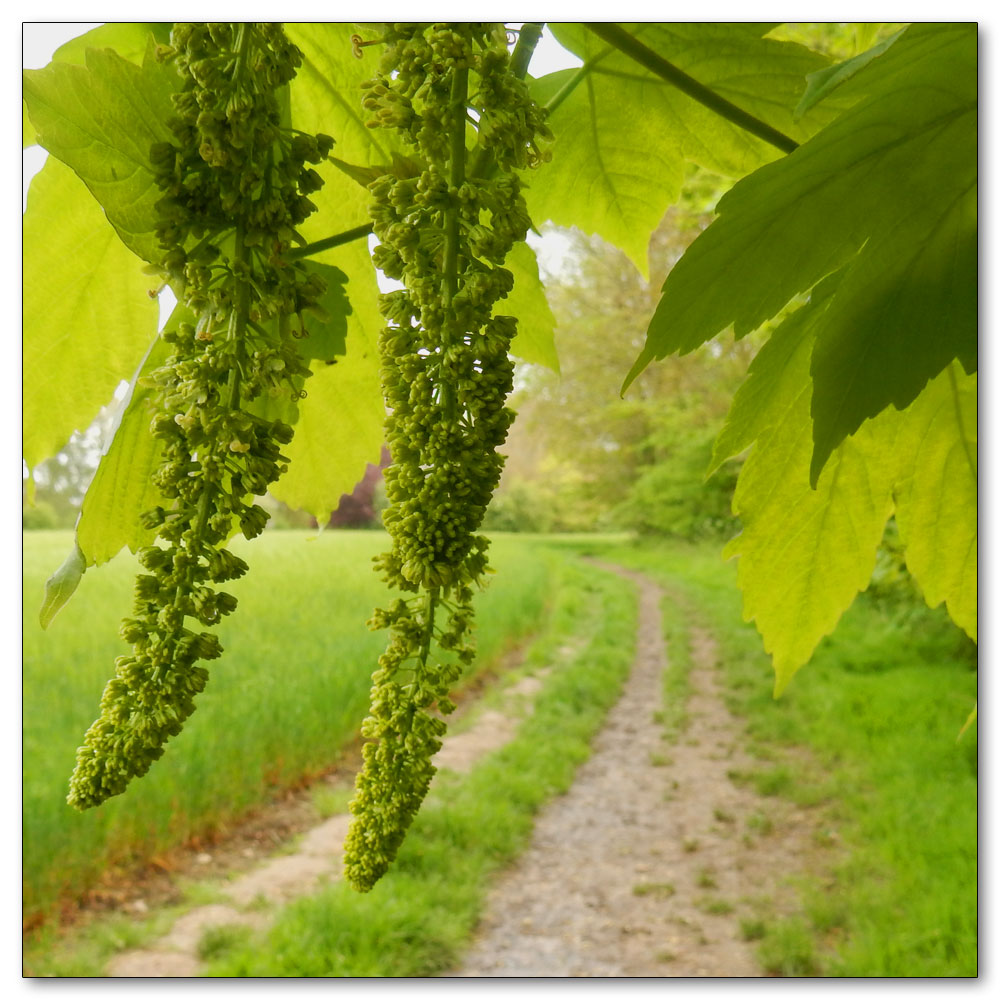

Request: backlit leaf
left=286, top=22, right=406, bottom=226
left=22, top=41, right=179, bottom=264
left=505, top=242, right=559, bottom=372
left=23, top=155, right=160, bottom=472
left=75, top=333, right=171, bottom=567
left=708, top=274, right=841, bottom=476
left=724, top=383, right=897, bottom=695
left=50, top=22, right=172, bottom=67
left=526, top=23, right=833, bottom=276
left=269, top=239, right=385, bottom=522
left=794, top=28, right=904, bottom=116
left=892, top=365, right=977, bottom=641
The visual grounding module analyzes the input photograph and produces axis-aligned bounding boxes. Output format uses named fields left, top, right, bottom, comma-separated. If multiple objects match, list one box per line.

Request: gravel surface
left=448, top=562, right=825, bottom=978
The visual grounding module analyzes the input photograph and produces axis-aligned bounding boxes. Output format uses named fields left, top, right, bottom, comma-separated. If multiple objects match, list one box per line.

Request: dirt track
left=448, top=562, right=824, bottom=977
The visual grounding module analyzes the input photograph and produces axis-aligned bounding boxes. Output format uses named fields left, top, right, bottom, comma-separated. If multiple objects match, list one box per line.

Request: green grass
left=22, top=529, right=557, bottom=923
left=204, top=556, right=637, bottom=976
left=604, top=538, right=978, bottom=977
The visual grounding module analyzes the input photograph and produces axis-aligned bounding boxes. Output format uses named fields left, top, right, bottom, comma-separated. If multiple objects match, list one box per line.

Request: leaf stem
left=583, top=22, right=800, bottom=155
left=543, top=47, right=613, bottom=117
left=285, top=223, right=374, bottom=260
left=510, top=21, right=545, bottom=79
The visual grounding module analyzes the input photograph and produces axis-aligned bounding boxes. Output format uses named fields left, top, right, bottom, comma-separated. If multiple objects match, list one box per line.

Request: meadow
left=23, top=529, right=555, bottom=923
left=23, top=531, right=978, bottom=977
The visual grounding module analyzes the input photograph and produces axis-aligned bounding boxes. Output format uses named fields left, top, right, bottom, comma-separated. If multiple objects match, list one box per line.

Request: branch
left=583, top=23, right=800, bottom=155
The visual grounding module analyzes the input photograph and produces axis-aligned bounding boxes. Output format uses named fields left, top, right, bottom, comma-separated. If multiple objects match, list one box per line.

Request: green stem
left=510, top=21, right=545, bottom=79
left=584, top=22, right=800, bottom=155
left=285, top=222, right=374, bottom=260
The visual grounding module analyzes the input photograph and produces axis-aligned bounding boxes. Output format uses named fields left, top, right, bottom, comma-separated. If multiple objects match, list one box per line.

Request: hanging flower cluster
left=68, top=22, right=333, bottom=809
left=344, top=22, right=551, bottom=891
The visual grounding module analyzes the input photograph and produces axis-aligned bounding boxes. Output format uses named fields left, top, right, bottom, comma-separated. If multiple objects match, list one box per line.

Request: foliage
left=500, top=192, right=754, bottom=535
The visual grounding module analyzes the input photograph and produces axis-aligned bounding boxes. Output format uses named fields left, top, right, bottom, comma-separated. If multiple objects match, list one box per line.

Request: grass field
left=23, top=532, right=978, bottom=977
left=23, top=529, right=556, bottom=923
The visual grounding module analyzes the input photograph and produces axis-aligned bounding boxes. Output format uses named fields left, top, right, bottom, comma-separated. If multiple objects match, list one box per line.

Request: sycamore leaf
left=22, top=41, right=178, bottom=265
left=50, top=22, right=172, bottom=67
left=892, top=364, right=977, bottom=642
left=526, top=23, right=834, bottom=276
left=709, top=275, right=841, bottom=476
left=808, top=171, right=976, bottom=483
left=296, top=262, right=351, bottom=362
left=628, top=23, right=977, bottom=488
left=725, top=381, right=897, bottom=695
left=269, top=238, right=385, bottom=522
left=719, top=282, right=893, bottom=693
left=23, top=155, right=160, bottom=472
left=39, top=543, right=87, bottom=630
left=74, top=332, right=171, bottom=567
left=504, top=242, right=559, bottom=372
left=721, top=305, right=976, bottom=691
left=23, top=101, right=35, bottom=147
left=286, top=22, right=407, bottom=225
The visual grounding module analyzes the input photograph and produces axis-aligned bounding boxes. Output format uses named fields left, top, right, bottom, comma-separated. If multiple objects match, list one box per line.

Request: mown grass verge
left=203, top=555, right=637, bottom=976
left=605, top=538, right=978, bottom=978
left=22, top=529, right=555, bottom=925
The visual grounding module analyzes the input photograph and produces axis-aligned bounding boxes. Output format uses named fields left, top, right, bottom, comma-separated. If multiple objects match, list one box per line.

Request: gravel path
left=448, top=562, right=824, bottom=978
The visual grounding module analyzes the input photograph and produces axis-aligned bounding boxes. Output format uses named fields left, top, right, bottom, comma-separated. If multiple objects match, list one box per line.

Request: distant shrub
left=614, top=432, right=739, bottom=540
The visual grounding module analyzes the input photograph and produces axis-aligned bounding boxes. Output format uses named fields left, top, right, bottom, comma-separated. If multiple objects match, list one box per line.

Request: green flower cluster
left=344, top=22, right=550, bottom=891
left=68, top=23, right=331, bottom=810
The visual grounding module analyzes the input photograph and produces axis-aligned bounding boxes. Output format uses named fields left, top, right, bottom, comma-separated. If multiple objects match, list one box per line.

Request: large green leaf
left=505, top=242, right=559, bottom=372
left=525, top=23, right=834, bottom=276
left=23, top=155, right=160, bottom=472
left=74, top=333, right=171, bottom=567
left=629, top=23, right=977, bottom=484
left=269, top=239, right=385, bottom=521
left=49, top=22, right=172, bottom=67
left=724, top=381, right=897, bottom=696
left=892, top=365, right=977, bottom=642
left=794, top=28, right=905, bottom=116
left=718, top=284, right=889, bottom=693
left=708, top=275, right=841, bottom=476
left=286, top=22, right=406, bottom=227
left=22, top=41, right=178, bottom=264
left=719, top=290, right=976, bottom=691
